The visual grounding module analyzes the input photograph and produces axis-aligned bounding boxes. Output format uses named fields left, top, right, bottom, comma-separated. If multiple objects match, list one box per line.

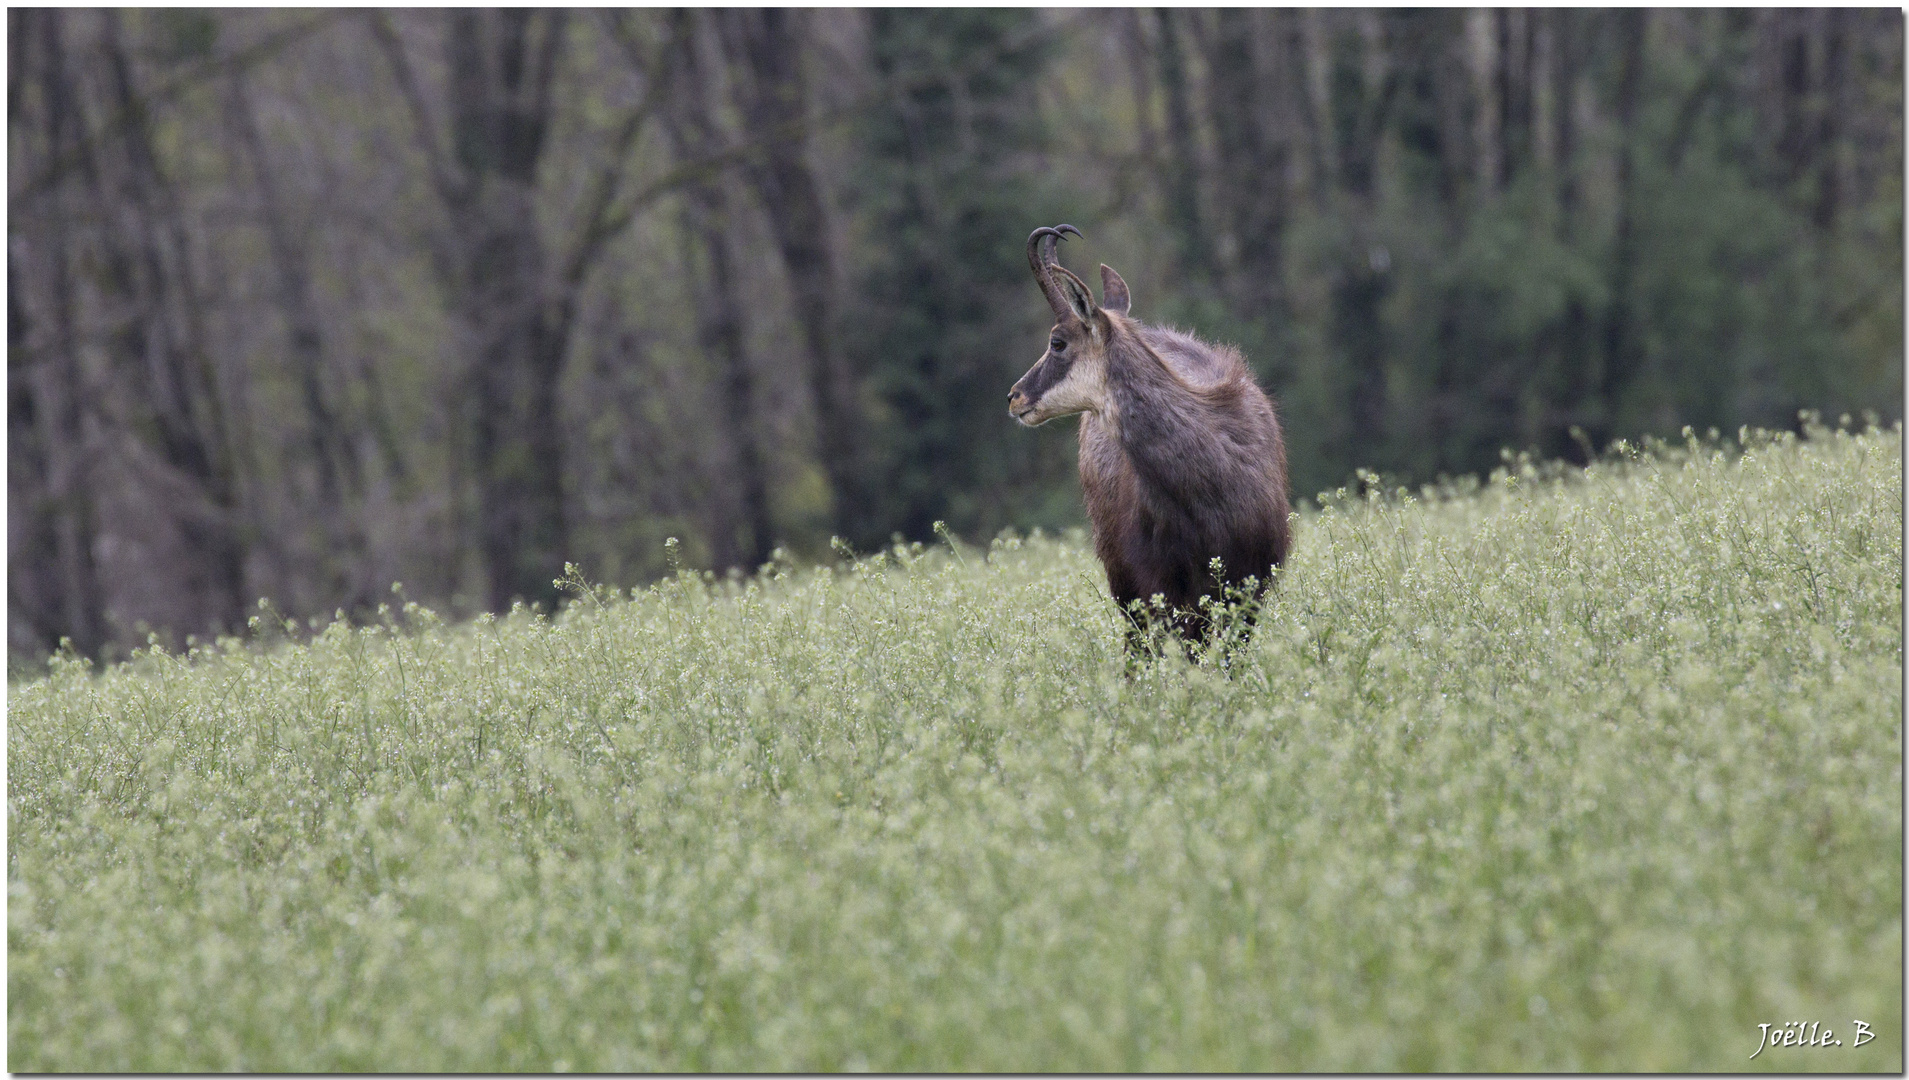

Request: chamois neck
left=1102, top=324, right=1240, bottom=508
left=1105, top=324, right=1192, bottom=413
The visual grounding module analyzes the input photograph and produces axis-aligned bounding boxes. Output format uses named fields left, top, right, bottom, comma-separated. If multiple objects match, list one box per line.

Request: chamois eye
left=1051, top=337, right=1066, bottom=352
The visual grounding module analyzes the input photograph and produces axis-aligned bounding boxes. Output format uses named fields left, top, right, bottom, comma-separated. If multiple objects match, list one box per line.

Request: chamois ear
left=1099, top=264, right=1131, bottom=315
left=1052, top=264, right=1098, bottom=325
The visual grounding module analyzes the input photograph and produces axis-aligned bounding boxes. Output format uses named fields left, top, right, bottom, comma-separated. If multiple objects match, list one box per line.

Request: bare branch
left=569, top=9, right=1087, bottom=289
left=362, top=10, right=467, bottom=208
left=559, top=13, right=677, bottom=290
left=13, top=9, right=345, bottom=204
left=527, top=10, right=568, bottom=133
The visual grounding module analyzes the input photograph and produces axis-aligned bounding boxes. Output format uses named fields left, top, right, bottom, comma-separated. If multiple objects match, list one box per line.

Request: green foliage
left=10, top=424, right=1901, bottom=1071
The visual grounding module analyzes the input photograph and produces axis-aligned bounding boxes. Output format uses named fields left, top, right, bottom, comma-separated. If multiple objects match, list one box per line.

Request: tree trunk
left=437, top=10, right=572, bottom=611
left=1498, top=9, right=1535, bottom=188
left=1549, top=11, right=1581, bottom=231
left=1529, top=8, right=1592, bottom=459
left=721, top=8, right=865, bottom=546
left=666, top=10, right=772, bottom=572
left=8, top=261, right=61, bottom=658
left=1121, top=9, right=1161, bottom=180
left=223, top=64, right=367, bottom=608
left=1813, top=9, right=1848, bottom=230
left=9, top=10, right=108, bottom=657
left=1297, top=10, right=1337, bottom=204
left=1152, top=9, right=1212, bottom=282
left=1207, top=9, right=1290, bottom=322
left=1466, top=9, right=1502, bottom=197
left=1532, top=10, right=1555, bottom=184
left=1598, top=9, right=1648, bottom=445
left=97, top=11, right=250, bottom=634
left=10, top=10, right=251, bottom=645
left=1330, top=12, right=1394, bottom=459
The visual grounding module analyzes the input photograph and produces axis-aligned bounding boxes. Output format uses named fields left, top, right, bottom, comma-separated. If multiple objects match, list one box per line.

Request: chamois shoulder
left=1138, top=324, right=1249, bottom=389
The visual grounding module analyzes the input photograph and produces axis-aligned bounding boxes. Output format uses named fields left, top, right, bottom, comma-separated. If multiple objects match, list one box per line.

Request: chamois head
left=1008, top=225, right=1133, bottom=427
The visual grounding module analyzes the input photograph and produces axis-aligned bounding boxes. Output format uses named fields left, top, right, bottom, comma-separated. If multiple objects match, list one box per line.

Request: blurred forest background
left=9, top=8, right=1903, bottom=662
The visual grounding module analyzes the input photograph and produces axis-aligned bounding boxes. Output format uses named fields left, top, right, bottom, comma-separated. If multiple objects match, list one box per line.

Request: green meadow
left=9, top=423, right=1901, bottom=1071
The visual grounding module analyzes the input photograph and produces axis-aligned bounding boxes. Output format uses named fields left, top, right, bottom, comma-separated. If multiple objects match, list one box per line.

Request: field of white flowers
left=9, top=422, right=1901, bottom=1071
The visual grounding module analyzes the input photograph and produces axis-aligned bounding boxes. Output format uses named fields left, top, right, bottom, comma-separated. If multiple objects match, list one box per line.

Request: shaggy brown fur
left=1009, top=226, right=1290, bottom=646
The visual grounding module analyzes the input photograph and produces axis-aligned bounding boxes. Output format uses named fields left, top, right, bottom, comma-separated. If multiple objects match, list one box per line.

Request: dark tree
left=9, top=11, right=107, bottom=658
left=720, top=9, right=868, bottom=547
left=373, top=10, right=669, bottom=610
left=848, top=9, right=1059, bottom=547
left=662, top=9, right=773, bottom=572
left=221, top=61, right=366, bottom=609
left=1598, top=9, right=1650, bottom=448
left=1150, top=9, right=1213, bottom=284
left=1206, top=9, right=1293, bottom=322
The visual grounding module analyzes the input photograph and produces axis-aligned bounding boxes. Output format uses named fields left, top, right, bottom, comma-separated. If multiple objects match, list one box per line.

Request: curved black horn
left=1027, top=224, right=1083, bottom=320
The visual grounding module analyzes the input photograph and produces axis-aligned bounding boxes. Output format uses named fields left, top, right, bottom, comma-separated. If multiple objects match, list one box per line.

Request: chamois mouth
left=1011, top=404, right=1044, bottom=426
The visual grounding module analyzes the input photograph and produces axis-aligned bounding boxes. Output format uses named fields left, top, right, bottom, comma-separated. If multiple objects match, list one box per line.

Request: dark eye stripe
left=1029, top=355, right=1068, bottom=397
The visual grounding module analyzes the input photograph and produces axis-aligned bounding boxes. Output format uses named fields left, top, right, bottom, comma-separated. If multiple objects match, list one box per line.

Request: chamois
left=1008, top=225, right=1290, bottom=648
